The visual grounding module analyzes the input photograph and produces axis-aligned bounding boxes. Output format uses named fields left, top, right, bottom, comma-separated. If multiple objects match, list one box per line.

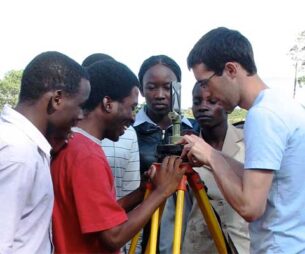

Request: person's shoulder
left=181, top=117, right=196, bottom=130
left=229, top=123, right=244, bottom=139
left=120, top=126, right=138, bottom=140
left=181, top=118, right=200, bottom=135
left=250, top=91, right=305, bottom=126
left=186, top=117, right=196, bottom=126
left=232, top=120, right=245, bottom=129
left=256, top=89, right=301, bottom=114
left=0, top=122, right=40, bottom=162
left=61, top=133, right=102, bottom=160
left=133, top=121, right=158, bottom=134
left=102, top=127, right=138, bottom=149
left=0, top=121, right=27, bottom=141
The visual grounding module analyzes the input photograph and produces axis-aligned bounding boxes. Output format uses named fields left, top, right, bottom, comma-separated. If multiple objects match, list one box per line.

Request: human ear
left=102, top=96, right=112, bottom=113
left=47, top=90, right=63, bottom=114
left=224, top=62, right=238, bottom=77
left=53, top=90, right=63, bottom=106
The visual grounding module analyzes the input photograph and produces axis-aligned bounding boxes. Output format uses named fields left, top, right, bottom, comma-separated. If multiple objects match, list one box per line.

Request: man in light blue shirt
left=181, top=27, right=305, bottom=253
left=244, top=89, right=305, bottom=253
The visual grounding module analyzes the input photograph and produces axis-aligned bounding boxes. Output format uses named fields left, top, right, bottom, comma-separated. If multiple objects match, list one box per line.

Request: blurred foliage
left=181, top=108, right=194, bottom=119
left=228, top=108, right=247, bottom=124
left=0, top=70, right=22, bottom=110
left=298, top=75, right=305, bottom=86
left=289, top=30, right=305, bottom=97
left=181, top=107, right=247, bottom=124
left=134, top=102, right=145, bottom=114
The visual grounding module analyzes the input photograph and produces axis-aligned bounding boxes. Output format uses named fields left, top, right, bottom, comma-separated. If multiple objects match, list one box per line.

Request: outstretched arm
left=98, top=156, right=185, bottom=252
left=117, top=184, right=145, bottom=212
left=179, top=134, right=273, bottom=222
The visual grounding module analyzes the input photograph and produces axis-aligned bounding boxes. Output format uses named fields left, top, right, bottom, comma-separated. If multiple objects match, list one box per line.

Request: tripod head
left=156, top=81, right=186, bottom=162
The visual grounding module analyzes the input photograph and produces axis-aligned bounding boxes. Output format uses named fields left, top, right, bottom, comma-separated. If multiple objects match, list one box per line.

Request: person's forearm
left=100, top=188, right=167, bottom=251
left=222, top=153, right=244, bottom=178
left=117, top=187, right=145, bottom=212
left=209, top=151, right=272, bottom=222
left=208, top=150, right=248, bottom=217
left=100, top=155, right=184, bottom=251
left=123, top=189, right=166, bottom=237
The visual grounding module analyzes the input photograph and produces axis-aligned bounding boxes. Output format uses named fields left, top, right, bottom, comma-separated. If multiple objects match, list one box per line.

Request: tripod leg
left=172, top=175, right=187, bottom=254
left=188, top=169, right=228, bottom=254
left=144, top=201, right=166, bottom=254
left=129, top=186, right=152, bottom=254
left=148, top=206, right=160, bottom=254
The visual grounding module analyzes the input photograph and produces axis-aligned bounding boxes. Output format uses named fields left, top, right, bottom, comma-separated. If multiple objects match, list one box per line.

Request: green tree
left=0, top=70, right=22, bottom=110
left=181, top=107, right=194, bottom=119
left=289, top=30, right=305, bottom=98
left=134, top=102, right=145, bottom=114
left=181, top=106, right=247, bottom=124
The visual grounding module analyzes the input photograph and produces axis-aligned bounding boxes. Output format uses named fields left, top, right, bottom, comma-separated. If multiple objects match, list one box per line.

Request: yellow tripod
left=129, top=81, right=228, bottom=254
left=128, top=162, right=228, bottom=254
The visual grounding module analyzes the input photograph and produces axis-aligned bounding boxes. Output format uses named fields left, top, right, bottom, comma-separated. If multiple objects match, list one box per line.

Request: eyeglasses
left=195, top=73, right=216, bottom=88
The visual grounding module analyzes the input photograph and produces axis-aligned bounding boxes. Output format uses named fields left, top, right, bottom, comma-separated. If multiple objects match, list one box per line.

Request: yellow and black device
left=129, top=82, right=228, bottom=254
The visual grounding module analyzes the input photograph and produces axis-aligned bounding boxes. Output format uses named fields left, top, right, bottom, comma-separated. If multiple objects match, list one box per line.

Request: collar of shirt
left=72, top=127, right=101, bottom=145
left=133, top=106, right=193, bottom=128
left=0, top=104, right=51, bottom=156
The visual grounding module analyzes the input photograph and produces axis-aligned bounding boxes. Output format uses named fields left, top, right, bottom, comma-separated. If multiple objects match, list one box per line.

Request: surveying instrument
left=129, top=82, right=228, bottom=254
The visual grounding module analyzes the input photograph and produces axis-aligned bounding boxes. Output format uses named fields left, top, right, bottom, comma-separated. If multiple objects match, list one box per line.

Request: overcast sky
left=1, top=0, right=304, bottom=107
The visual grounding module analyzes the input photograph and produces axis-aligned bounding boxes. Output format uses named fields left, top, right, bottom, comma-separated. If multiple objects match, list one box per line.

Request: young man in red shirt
left=51, top=60, right=185, bottom=254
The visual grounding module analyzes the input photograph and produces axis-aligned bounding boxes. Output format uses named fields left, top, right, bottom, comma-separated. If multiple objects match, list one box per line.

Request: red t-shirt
left=51, top=132, right=128, bottom=254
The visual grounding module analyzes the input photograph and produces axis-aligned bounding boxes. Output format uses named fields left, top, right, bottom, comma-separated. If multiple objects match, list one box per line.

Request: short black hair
left=82, top=53, right=115, bottom=67
left=192, top=81, right=202, bottom=95
left=19, top=51, right=88, bottom=102
left=84, top=60, right=140, bottom=111
left=187, top=27, right=257, bottom=75
left=138, top=55, right=181, bottom=92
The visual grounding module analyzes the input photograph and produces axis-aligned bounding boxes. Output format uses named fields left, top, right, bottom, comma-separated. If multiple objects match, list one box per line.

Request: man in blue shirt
left=181, top=27, right=305, bottom=253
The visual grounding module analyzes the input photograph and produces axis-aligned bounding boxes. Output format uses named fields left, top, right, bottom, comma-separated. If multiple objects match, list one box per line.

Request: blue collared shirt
left=133, top=107, right=193, bottom=128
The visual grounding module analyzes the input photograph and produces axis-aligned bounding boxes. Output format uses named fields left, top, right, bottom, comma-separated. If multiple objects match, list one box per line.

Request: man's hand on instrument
left=178, top=134, right=216, bottom=168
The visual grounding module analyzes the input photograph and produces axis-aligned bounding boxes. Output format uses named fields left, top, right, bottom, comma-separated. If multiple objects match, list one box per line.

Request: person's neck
left=77, top=118, right=103, bottom=140
left=15, top=102, right=47, bottom=136
left=201, top=121, right=227, bottom=151
left=239, top=74, right=268, bottom=110
left=145, top=107, right=172, bottom=130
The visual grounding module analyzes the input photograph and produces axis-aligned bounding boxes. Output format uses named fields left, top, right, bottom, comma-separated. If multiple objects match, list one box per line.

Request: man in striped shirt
left=101, top=127, right=140, bottom=200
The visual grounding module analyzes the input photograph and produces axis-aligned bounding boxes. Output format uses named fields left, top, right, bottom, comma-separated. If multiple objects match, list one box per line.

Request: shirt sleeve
left=122, top=130, right=140, bottom=197
left=71, top=154, right=128, bottom=234
left=0, top=152, right=35, bottom=251
left=244, top=107, right=289, bottom=170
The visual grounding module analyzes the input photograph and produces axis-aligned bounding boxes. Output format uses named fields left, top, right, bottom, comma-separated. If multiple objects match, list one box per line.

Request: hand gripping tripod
left=128, top=82, right=228, bottom=254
